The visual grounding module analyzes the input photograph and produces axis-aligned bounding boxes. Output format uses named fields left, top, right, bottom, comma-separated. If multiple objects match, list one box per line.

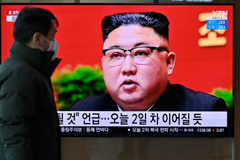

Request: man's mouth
left=121, top=79, right=138, bottom=90
left=122, top=79, right=137, bottom=85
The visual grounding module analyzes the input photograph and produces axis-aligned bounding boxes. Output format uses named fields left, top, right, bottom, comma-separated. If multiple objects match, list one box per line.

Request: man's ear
left=167, top=52, right=176, bottom=75
left=32, top=32, right=42, bottom=47
left=25, top=32, right=42, bottom=49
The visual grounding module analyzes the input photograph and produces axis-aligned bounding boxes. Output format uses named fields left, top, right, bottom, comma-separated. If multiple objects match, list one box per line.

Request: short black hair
left=102, top=12, right=169, bottom=42
left=13, top=7, right=59, bottom=44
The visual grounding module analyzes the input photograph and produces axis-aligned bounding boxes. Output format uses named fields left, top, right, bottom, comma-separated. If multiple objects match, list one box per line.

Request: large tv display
left=0, top=4, right=234, bottom=137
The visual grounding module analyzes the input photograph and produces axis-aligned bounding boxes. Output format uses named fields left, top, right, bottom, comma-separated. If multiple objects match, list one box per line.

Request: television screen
left=0, top=4, right=234, bottom=137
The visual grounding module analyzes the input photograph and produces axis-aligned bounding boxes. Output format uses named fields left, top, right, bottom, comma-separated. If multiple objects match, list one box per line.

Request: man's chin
left=118, top=94, right=141, bottom=103
left=117, top=95, right=144, bottom=107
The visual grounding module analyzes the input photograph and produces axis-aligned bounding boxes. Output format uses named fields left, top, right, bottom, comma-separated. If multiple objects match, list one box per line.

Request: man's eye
left=135, top=50, right=149, bottom=57
left=111, top=52, right=123, bottom=58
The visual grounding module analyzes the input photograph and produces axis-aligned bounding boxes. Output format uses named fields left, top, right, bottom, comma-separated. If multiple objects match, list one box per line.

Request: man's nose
left=121, top=52, right=137, bottom=76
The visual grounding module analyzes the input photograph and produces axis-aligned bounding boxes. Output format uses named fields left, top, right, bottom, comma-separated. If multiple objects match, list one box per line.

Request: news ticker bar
left=57, top=111, right=227, bottom=127
left=60, top=126, right=227, bottom=134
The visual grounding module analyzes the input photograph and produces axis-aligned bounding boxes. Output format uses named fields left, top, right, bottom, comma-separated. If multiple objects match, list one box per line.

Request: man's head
left=13, top=7, right=58, bottom=53
left=101, top=12, right=176, bottom=111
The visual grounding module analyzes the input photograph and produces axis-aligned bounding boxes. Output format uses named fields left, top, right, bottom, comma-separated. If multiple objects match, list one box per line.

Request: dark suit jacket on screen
left=68, top=82, right=227, bottom=112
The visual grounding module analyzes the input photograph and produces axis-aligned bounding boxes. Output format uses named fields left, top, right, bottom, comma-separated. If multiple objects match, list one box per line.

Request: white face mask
left=39, top=35, right=59, bottom=61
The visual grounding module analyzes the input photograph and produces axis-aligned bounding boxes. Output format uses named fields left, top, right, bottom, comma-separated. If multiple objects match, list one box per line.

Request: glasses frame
left=102, top=46, right=169, bottom=56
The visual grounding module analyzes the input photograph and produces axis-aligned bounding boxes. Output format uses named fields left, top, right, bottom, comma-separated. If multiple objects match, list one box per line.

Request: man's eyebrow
left=133, top=42, right=148, bottom=47
left=108, top=42, right=149, bottom=49
left=108, top=45, right=121, bottom=49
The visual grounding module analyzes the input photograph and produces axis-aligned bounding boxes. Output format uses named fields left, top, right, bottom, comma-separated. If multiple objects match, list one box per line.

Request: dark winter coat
left=0, top=41, right=61, bottom=160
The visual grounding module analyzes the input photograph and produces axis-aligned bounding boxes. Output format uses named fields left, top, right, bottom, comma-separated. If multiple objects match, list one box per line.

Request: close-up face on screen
left=0, top=4, right=234, bottom=138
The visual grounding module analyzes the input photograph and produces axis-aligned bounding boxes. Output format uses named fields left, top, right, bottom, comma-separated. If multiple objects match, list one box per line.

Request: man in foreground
left=0, top=7, right=61, bottom=160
